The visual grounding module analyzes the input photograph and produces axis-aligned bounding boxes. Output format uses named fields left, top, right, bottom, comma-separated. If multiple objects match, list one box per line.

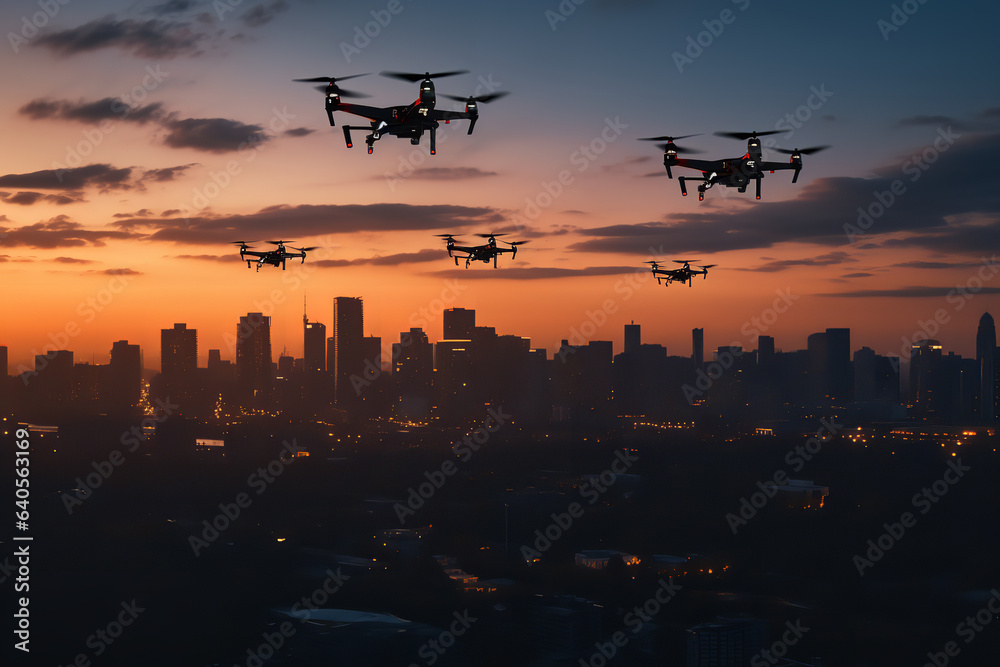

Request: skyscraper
left=304, top=315, right=326, bottom=373
left=161, top=323, right=197, bottom=403
left=236, top=313, right=272, bottom=400
left=624, top=322, right=640, bottom=354
left=977, top=313, right=996, bottom=422
left=692, top=328, right=704, bottom=367
left=109, top=340, right=141, bottom=413
left=443, top=308, right=475, bottom=340
left=826, top=327, right=852, bottom=402
left=333, top=297, right=364, bottom=405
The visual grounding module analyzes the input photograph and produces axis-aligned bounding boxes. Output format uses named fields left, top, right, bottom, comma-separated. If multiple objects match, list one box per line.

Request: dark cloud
left=34, top=16, right=213, bottom=59
left=99, top=268, right=142, bottom=276
left=111, top=203, right=504, bottom=243
left=892, top=260, right=982, bottom=269
left=0, top=216, right=137, bottom=248
left=841, top=272, right=874, bottom=278
left=407, top=167, right=499, bottom=181
left=140, top=164, right=198, bottom=182
left=113, top=209, right=155, bottom=218
left=52, top=256, right=95, bottom=264
left=570, top=131, right=1000, bottom=256
left=283, top=127, right=315, bottom=138
left=735, top=251, right=857, bottom=273
left=1, top=191, right=82, bottom=206
left=149, top=0, right=199, bottom=14
left=896, top=115, right=969, bottom=131
left=313, top=249, right=442, bottom=268
left=817, top=286, right=1000, bottom=298
left=19, top=97, right=167, bottom=125
left=162, top=117, right=268, bottom=153
left=241, top=0, right=290, bottom=27
left=0, top=164, right=133, bottom=191
left=425, top=266, right=639, bottom=280
left=175, top=254, right=233, bottom=262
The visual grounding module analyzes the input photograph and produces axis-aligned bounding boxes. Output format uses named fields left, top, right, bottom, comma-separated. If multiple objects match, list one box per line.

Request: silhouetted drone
left=640, top=131, right=828, bottom=201
left=293, top=70, right=508, bottom=154
left=645, top=260, right=716, bottom=287
left=232, top=241, right=317, bottom=272
left=437, top=233, right=527, bottom=268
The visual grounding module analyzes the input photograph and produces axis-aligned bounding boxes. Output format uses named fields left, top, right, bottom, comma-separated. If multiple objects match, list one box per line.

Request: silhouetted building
left=826, top=328, right=852, bottom=402
left=236, top=313, right=272, bottom=402
left=333, top=297, right=364, bottom=407
left=443, top=308, right=475, bottom=340
left=910, top=339, right=945, bottom=419
left=692, top=328, right=704, bottom=367
left=757, top=335, right=775, bottom=367
left=161, top=323, right=197, bottom=404
left=108, top=340, right=141, bottom=415
left=854, top=346, right=900, bottom=404
left=624, top=322, right=641, bottom=354
left=393, top=328, right=433, bottom=420
left=304, top=315, right=326, bottom=373
left=977, top=312, right=996, bottom=422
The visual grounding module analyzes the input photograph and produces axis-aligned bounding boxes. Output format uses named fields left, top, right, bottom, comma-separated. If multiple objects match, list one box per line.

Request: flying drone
left=437, top=233, right=527, bottom=268
left=293, top=70, right=509, bottom=154
left=639, top=131, right=829, bottom=200
left=232, top=241, right=318, bottom=272
left=645, top=259, right=716, bottom=287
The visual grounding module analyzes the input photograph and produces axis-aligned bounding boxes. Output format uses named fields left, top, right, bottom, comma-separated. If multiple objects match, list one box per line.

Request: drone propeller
left=698, top=264, right=717, bottom=269
left=230, top=240, right=255, bottom=245
left=639, top=133, right=700, bottom=142
left=380, top=70, right=469, bottom=83
left=715, top=130, right=786, bottom=140
left=293, top=74, right=370, bottom=98
left=442, top=92, right=510, bottom=104
left=476, top=233, right=508, bottom=238
left=267, top=240, right=293, bottom=245
left=653, top=142, right=701, bottom=154
left=289, top=246, right=319, bottom=252
left=772, top=145, right=830, bottom=155
left=674, top=259, right=699, bottom=264
left=436, top=233, right=460, bottom=240
left=503, top=240, right=529, bottom=246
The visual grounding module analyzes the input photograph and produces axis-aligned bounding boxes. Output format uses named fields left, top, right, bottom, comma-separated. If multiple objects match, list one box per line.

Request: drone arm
left=755, top=177, right=761, bottom=200
left=430, top=125, right=436, bottom=155
left=342, top=125, right=355, bottom=148
left=792, top=167, right=801, bottom=184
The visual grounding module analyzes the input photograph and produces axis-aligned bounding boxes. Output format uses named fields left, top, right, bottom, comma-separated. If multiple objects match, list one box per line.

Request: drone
left=437, top=233, right=527, bottom=268
left=639, top=131, right=828, bottom=201
left=645, top=259, right=716, bottom=287
left=293, top=70, right=508, bottom=154
left=232, top=240, right=317, bottom=272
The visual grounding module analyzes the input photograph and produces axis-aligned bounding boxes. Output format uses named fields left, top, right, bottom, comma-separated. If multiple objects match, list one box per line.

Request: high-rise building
left=757, top=335, right=775, bottom=367
left=443, top=308, right=475, bottom=340
left=109, top=340, right=142, bottom=413
left=161, top=324, right=197, bottom=404
left=624, top=322, right=640, bottom=354
left=692, top=328, right=704, bottom=367
left=333, top=297, right=364, bottom=405
left=910, top=339, right=945, bottom=417
left=977, top=313, right=996, bottom=422
left=826, top=328, right=852, bottom=402
left=0, top=345, right=7, bottom=378
left=304, top=316, right=326, bottom=373
left=236, top=312, right=272, bottom=400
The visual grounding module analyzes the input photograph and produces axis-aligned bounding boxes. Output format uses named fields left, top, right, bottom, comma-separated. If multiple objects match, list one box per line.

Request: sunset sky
left=1, top=0, right=998, bottom=373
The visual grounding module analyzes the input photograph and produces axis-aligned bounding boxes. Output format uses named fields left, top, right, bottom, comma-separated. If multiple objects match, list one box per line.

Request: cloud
left=896, top=115, right=970, bottom=131
left=175, top=254, right=234, bottom=262
left=817, top=286, right=1000, bottom=298
left=19, top=97, right=167, bottom=125
left=735, top=251, right=857, bottom=273
left=149, top=0, right=199, bottom=14
left=52, top=256, right=95, bottom=264
left=841, top=272, right=874, bottom=278
left=570, top=130, right=1000, bottom=256
left=98, top=268, right=142, bottom=276
left=162, top=117, right=268, bottom=153
left=892, top=260, right=983, bottom=269
left=312, top=249, right=442, bottom=268
left=283, top=127, right=315, bottom=138
left=111, top=203, right=504, bottom=244
left=0, top=216, right=137, bottom=248
left=425, top=266, right=639, bottom=280
left=241, top=0, right=290, bottom=27
left=0, top=164, right=133, bottom=191
left=406, top=167, right=499, bottom=181
left=1, top=191, right=82, bottom=206
left=140, top=164, right=198, bottom=182
left=34, top=16, right=214, bottom=59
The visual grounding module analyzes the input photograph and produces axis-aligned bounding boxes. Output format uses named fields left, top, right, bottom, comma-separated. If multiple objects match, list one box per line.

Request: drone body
left=293, top=71, right=508, bottom=154
left=645, top=260, right=716, bottom=287
left=437, top=233, right=527, bottom=269
left=640, top=131, right=828, bottom=201
left=232, top=241, right=317, bottom=272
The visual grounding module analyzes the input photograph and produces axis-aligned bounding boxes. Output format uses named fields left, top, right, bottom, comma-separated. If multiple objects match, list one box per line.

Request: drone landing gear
left=430, top=126, right=436, bottom=155
left=755, top=177, right=761, bottom=200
